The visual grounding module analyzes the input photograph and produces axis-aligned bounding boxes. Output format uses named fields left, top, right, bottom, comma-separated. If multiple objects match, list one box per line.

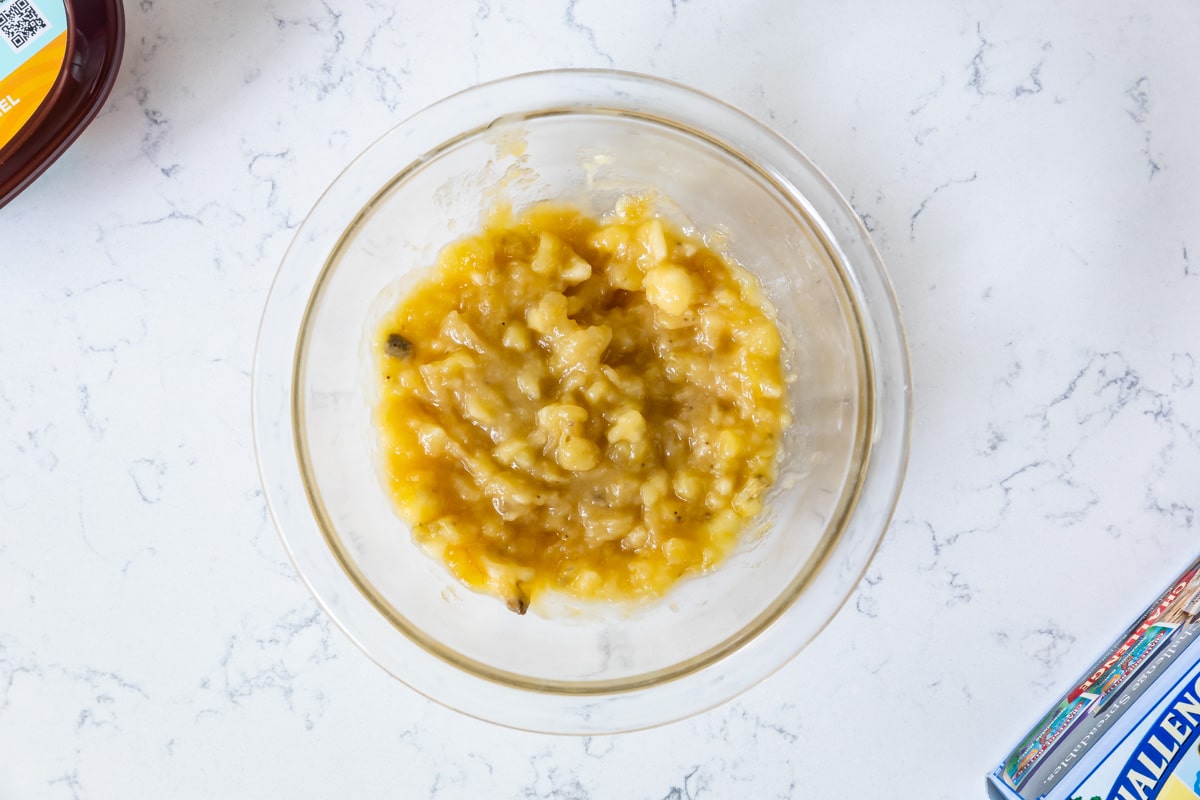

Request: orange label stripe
left=0, top=30, right=69, bottom=150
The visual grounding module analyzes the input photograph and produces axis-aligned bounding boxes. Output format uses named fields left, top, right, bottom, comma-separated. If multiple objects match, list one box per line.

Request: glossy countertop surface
left=2, top=1, right=1198, bottom=797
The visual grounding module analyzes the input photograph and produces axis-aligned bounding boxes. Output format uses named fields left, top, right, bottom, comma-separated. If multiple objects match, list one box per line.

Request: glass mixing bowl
left=253, top=70, right=911, bottom=734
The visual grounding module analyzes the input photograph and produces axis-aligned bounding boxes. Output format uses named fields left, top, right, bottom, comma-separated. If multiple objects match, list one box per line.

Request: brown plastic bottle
left=0, top=0, right=124, bottom=210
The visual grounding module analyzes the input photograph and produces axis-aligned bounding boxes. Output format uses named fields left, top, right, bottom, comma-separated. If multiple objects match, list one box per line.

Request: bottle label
left=0, top=0, right=69, bottom=153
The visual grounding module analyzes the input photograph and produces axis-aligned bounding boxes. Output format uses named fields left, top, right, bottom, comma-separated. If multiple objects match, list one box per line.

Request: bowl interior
left=295, top=110, right=870, bottom=689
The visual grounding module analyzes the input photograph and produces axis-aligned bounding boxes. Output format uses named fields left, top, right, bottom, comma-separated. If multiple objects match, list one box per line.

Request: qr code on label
left=0, top=0, right=50, bottom=53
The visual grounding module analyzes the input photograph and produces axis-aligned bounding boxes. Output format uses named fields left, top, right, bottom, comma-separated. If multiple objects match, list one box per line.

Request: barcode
left=0, top=0, right=49, bottom=52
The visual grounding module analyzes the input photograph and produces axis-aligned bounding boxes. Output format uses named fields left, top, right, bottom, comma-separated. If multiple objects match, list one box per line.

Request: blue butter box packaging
left=990, top=554, right=1200, bottom=800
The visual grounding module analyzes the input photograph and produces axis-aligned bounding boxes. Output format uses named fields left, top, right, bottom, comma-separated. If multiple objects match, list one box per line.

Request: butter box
left=989, top=555, right=1200, bottom=800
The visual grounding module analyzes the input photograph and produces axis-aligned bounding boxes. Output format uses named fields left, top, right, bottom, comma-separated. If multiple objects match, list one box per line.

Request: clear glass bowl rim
left=253, top=68, right=913, bottom=734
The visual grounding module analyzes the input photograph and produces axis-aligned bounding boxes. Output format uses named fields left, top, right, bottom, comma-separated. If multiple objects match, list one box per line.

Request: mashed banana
left=374, top=196, right=789, bottom=612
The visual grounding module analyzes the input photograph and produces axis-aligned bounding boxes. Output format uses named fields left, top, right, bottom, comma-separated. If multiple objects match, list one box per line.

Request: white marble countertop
left=3, top=1, right=1199, bottom=797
